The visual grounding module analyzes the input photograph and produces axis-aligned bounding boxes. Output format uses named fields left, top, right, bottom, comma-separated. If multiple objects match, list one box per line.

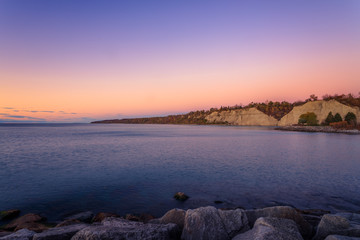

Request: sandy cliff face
left=205, top=100, right=360, bottom=126
left=278, top=100, right=360, bottom=126
left=205, top=107, right=279, bottom=126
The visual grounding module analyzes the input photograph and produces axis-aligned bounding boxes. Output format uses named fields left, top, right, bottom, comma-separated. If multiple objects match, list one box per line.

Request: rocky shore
left=275, top=126, right=360, bottom=134
left=1, top=205, right=360, bottom=240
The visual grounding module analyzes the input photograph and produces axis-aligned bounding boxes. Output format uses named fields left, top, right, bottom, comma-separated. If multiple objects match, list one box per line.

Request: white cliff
left=205, top=107, right=278, bottom=126
left=278, top=100, right=360, bottom=126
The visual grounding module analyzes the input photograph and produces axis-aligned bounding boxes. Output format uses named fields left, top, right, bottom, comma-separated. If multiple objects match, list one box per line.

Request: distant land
left=92, top=94, right=360, bottom=128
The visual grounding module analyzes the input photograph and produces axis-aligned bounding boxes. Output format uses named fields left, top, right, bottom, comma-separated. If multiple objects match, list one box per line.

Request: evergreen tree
left=334, top=113, right=343, bottom=122
left=324, top=112, right=335, bottom=125
left=345, top=112, right=357, bottom=126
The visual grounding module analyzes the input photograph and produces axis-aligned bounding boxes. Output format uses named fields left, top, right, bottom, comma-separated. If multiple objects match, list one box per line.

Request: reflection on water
left=0, top=123, right=359, bottom=220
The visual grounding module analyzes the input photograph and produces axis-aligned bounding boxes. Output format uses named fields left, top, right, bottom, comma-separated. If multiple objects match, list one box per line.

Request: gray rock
left=0, top=233, right=11, bottom=238
left=33, top=224, right=88, bottom=240
left=92, top=213, right=119, bottom=223
left=71, top=218, right=181, bottom=240
left=65, top=212, right=94, bottom=223
left=335, top=213, right=360, bottom=226
left=181, top=206, right=249, bottom=240
left=3, top=214, right=48, bottom=233
left=150, top=209, right=186, bottom=229
left=245, top=206, right=312, bottom=238
left=0, top=229, right=35, bottom=240
left=173, top=192, right=189, bottom=201
left=314, top=213, right=360, bottom=240
left=55, top=219, right=82, bottom=227
left=232, top=217, right=303, bottom=240
left=218, top=208, right=250, bottom=237
left=325, top=235, right=360, bottom=240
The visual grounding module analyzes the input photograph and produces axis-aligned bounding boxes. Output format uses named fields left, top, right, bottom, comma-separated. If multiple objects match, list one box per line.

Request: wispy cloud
left=24, top=110, right=56, bottom=113
left=0, top=113, right=45, bottom=121
left=58, top=111, right=77, bottom=115
left=1, top=107, right=81, bottom=122
left=2, top=107, right=73, bottom=114
left=8, top=115, right=26, bottom=118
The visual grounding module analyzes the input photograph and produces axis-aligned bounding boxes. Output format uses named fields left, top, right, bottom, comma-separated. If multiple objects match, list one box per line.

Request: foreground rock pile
left=1, top=206, right=360, bottom=240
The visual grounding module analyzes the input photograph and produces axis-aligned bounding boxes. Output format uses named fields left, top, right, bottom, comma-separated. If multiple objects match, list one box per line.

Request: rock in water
left=32, top=224, right=88, bottom=240
left=0, top=210, right=20, bottom=221
left=173, top=192, right=189, bottom=201
left=0, top=229, right=36, bottom=240
left=232, top=217, right=303, bottom=240
left=314, top=213, right=360, bottom=240
left=64, top=212, right=94, bottom=223
left=71, top=217, right=181, bottom=240
left=55, top=219, right=82, bottom=227
left=3, top=213, right=47, bottom=232
left=245, top=206, right=312, bottom=239
left=91, top=213, right=119, bottom=223
left=181, top=206, right=249, bottom=240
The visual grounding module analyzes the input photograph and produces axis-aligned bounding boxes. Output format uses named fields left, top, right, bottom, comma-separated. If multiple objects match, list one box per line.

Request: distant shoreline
left=91, top=121, right=360, bottom=134
left=275, top=125, right=360, bottom=134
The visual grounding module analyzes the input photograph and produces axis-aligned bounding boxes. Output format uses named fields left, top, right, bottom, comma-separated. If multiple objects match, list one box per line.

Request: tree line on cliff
left=92, top=93, right=360, bottom=125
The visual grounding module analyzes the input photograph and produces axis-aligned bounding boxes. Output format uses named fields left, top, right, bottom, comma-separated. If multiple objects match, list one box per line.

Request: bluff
left=92, top=99, right=360, bottom=127
left=205, top=107, right=278, bottom=126
left=278, top=99, right=360, bottom=126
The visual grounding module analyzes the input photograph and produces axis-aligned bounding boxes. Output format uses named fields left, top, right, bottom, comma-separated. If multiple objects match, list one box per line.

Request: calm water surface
left=0, top=123, right=359, bottom=220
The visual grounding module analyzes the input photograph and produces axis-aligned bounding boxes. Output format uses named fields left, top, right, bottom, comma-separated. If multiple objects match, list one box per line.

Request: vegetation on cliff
left=322, top=93, right=360, bottom=108
left=92, top=93, right=360, bottom=125
left=298, top=112, right=319, bottom=126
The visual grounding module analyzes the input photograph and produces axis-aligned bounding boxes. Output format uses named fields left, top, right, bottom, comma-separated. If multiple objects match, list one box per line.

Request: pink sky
left=1, top=1, right=359, bottom=122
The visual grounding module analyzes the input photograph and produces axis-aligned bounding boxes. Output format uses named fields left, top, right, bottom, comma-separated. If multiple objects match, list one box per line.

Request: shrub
left=334, top=113, right=343, bottom=122
left=330, top=121, right=350, bottom=129
left=298, top=112, right=318, bottom=126
left=345, top=112, right=357, bottom=126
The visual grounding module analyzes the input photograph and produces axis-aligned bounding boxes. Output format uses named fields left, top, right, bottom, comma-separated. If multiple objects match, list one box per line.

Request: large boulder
left=124, top=213, right=154, bottom=223
left=245, top=206, right=312, bottom=238
left=0, top=229, right=35, bottom=240
left=314, top=213, right=360, bottom=240
left=150, top=209, right=186, bottom=229
left=325, top=236, right=360, bottom=240
left=55, top=219, right=82, bottom=227
left=92, top=213, right=119, bottom=223
left=64, top=212, right=94, bottom=223
left=3, top=214, right=47, bottom=232
left=232, top=217, right=303, bottom=240
left=33, top=224, right=88, bottom=240
left=71, top=218, right=181, bottom=240
left=0, top=232, right=11, bottom=238
left=181, top=206, right=249, bottom=240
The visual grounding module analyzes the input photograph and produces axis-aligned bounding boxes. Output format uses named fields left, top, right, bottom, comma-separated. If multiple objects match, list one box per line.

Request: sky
left=1, top=0, right=360, bottom=122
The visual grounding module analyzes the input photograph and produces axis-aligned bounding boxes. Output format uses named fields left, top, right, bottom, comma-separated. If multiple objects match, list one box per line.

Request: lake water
left=1, top=123, right=359, bottom=221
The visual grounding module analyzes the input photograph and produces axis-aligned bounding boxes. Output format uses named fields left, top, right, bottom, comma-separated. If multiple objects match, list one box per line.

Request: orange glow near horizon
left=1, top=1, right=359, bottom=122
